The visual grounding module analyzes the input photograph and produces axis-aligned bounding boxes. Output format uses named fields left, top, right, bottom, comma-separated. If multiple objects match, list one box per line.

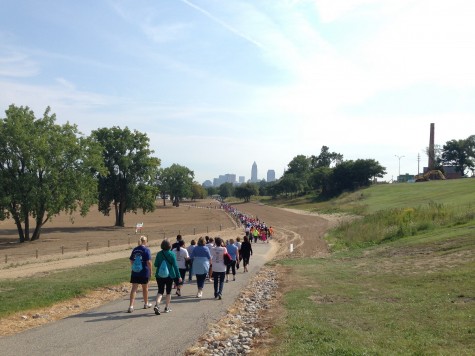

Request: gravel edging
left=185, top=266, right=278, bottom=355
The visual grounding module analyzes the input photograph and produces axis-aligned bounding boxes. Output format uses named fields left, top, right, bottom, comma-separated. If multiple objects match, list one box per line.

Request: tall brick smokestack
left=428, top=123, right=435, bottom=170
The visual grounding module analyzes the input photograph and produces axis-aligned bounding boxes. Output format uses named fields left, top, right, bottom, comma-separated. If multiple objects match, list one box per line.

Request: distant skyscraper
left=251, top=162, right=258, bottom=183
left=267, top=169, right=276, bottom=182
left=239, top=176, right=245, bottom=184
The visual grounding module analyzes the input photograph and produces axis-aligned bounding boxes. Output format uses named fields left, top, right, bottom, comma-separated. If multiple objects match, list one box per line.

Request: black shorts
left=156, top=277, right=174, bottom=295
left=130, top=274, right=150, bottom=284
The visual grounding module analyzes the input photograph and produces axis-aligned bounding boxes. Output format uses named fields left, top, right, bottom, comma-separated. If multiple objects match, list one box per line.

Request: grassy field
left=267, top=179, right=475, bottom=355
left=0, top=259, right=130, bottom=318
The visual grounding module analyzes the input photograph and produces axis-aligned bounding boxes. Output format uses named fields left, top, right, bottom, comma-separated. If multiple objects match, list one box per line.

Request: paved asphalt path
left=0, top=241, right=273, bottom=356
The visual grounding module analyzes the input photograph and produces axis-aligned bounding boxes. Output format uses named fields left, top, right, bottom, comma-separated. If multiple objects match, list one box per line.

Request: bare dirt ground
left=0, top=199, right=341, bottom=338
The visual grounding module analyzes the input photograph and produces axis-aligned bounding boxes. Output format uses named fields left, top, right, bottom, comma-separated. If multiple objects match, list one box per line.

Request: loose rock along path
left=186, top=267, right=278, bottom=355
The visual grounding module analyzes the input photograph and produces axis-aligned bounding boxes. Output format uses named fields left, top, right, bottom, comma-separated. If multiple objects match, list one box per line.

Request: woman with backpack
left=153, top=239, right=182, bottom=315
left=127, top=235, right=153, bottom=313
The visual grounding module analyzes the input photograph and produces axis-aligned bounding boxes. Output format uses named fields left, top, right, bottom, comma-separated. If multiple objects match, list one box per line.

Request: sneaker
left=164, top=307, right=172, bottom=313
left=198, top=291, right=203, bottom=298
left=225, top=279, right=229, bottom=283
left=127, top=306, right=134, bottom=313
left=176, top=289, right=181, bottom=297
left=144, top=302, right=152, bottom=309
left=218, top=294, right=222, bottom=300
left=154, top=305, right=160, bottom=315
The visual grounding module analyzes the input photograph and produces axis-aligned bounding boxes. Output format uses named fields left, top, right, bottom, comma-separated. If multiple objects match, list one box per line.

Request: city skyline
left=204, top=162, right=278, bottom=186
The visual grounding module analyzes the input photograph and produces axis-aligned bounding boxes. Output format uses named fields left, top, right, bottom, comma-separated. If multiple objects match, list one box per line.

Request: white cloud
left=0, top=52, right=39, bottom=78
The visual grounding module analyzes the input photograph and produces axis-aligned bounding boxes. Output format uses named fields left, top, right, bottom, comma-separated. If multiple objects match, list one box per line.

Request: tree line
left=2, top=105, right=473, bottom=242
left=0, top=105, right=201, bottom=242
left=208, top=146, right=386, bottom=201
left=211, top=138, right=475, bottom=202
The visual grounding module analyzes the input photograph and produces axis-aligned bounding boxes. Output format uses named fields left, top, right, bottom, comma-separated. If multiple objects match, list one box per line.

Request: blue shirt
left=226, top=243, right=238, bottom=261
left=129, top=245, right=152, bottom=278
left=190, top=245, right=211, bottom=275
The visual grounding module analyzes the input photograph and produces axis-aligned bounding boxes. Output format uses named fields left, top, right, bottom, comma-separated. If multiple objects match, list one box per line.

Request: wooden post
left=62, top=246, right=64, bottom=255
left=5, top=255, right=7, bottom=264
left=36, top=249, right=39, bottom=259
left=108, top=240, right=110, bottom=248
left=86, top=242, right=89, bottom=251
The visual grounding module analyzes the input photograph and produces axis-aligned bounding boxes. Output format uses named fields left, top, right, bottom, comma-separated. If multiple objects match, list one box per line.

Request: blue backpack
left=158, top=252, right=170, bottom=278
left=131, top=254, right=143, bottom=273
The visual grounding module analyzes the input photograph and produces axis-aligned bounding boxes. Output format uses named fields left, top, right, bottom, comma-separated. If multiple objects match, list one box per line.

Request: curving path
left=0, top=203, right=331, bottom=355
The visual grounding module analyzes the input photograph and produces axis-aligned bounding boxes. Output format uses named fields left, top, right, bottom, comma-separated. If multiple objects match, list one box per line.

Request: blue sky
left=1, top=0, right=474, bottom=183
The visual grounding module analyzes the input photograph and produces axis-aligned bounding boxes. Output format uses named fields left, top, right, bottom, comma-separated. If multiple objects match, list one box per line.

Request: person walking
left=127, top=235, right=153, bottom=313
left=235, top=236, right=242, bottom=270
left=206, top=237, right=215, bottom=281
left=240, top=235, right=253, bottom=273
left=153, top=239, right=182, bottom=315
left=172, top=240, right=189, bottom=297
left=189, top=236, right=211, bottom=298
left=210, top=237, right=228, bottom=300
left=186, top=239, right=196, bottom=282
left=252, top=227, right=259, bottom=243
left=225, top=238, right=239, bottom=282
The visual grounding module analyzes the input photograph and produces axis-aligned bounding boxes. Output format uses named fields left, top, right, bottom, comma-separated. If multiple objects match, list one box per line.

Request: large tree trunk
left=13, top=216, right=26, bottom=243
left=23, top=211, right=30, bottom=241
left=30, top=210, right=46, bottom=241
left=114, top=200, right=125, bottom=227
left=31, top=224, right=42, bottom=241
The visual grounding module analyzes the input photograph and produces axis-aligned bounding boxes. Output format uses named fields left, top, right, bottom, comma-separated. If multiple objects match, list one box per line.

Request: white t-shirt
left=172, top=247, right=189, bottom=269
left=211, top=246, right=228, bottom=273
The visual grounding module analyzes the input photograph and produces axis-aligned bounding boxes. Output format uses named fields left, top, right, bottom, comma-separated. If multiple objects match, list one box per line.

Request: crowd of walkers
left=221, top=203, right=274, bottom=243
left=127, top=203, right=275, bottom=314
left=127, top=233, right=254, bottom=314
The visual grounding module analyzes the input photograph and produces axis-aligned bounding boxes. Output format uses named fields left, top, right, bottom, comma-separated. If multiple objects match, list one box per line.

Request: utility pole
left=395, top=155, right=405, bottom=181
left=417, top=153, right=420, bottom=175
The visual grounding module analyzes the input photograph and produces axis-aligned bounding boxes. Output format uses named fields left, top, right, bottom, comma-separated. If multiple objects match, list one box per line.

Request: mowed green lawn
left=269, top=179, right=475, bottom=355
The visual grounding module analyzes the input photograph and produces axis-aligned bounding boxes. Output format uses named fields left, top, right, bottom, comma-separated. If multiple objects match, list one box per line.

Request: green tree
left=158, top=164, right=194, bottom=207
left=218, top=182, right=234, bottom=199
left=90, top=127, right=160, bottom=226
left=276, top=173, right=302, bottom=197
left=0, top=105, right=104, bottom=242
left=442, top=136, right=475, bottom=175
left=309, top=166, right=333, bottom=197
left=284, top=155, right=311, bottom=194
left=330, top=159, right=385, bottom=196
left=205, top=185, right=218, bottom=197
left=310, top=146, right=343, bottom=168
left=191, top=182, right=207, bottom=200
left=235, top=183, right=258, bottom=202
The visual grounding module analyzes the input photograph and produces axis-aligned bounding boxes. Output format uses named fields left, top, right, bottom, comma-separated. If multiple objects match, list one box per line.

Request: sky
left=1, top=0, right=475, bottom=184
